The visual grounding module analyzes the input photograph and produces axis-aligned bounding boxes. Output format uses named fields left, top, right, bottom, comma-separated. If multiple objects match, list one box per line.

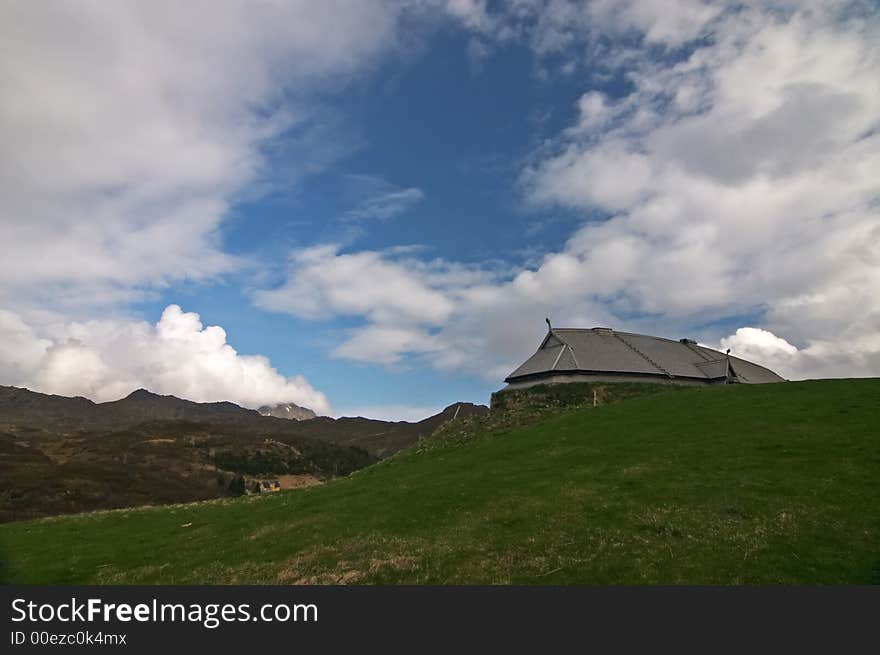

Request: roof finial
left=545, top=317, right=552, bottom=331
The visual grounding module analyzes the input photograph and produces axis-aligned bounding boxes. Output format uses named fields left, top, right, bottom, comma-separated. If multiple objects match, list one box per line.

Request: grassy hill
left=1, top=379, right=878, bottom=584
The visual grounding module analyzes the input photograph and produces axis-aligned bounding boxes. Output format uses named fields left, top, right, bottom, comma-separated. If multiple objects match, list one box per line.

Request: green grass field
left=1, top=379, right=878, bottom=584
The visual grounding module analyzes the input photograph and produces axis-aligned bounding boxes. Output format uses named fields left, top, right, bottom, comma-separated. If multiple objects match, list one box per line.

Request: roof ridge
left=556, top=327, right=689, bottom=345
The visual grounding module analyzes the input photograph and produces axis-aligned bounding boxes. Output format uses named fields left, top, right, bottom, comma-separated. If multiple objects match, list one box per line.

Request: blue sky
left=2, top=1, right=879, bottom=419
left=148, top=29, right=602, bottom=413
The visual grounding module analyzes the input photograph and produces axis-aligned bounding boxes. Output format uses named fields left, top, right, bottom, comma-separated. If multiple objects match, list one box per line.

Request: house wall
left=503, top=371, right=722, bottom=390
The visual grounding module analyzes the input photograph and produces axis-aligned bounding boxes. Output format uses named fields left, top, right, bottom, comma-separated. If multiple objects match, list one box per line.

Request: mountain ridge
left=0, top=385, right=488, bottom=521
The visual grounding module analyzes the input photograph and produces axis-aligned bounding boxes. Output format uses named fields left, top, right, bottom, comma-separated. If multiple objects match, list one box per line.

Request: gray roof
left=506, top=327, right=785, bottom=384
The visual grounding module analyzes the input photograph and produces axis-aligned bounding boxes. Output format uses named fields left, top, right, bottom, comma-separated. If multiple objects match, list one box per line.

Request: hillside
left=0, top=386, right=488, bottom=521
left=298, top=401, right=489, bottom=456
left=0, top=386, right=487, bottom=452
left=0, top=417, right=375, bottom=522
left=1, top=379, right=878, bottom=584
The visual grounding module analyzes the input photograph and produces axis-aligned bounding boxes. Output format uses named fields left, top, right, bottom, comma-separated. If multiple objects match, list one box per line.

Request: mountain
left=0, top=386, right=488, bottom=521
left=0, top=386, right=488, bottom=456
left=0, top=386, right=261, bottom=431
left=257, top=402, right=316, bottom=421
left=3, top=379, right=876, bottom=584
left=303, top=402, right=490, bottom=456
left=0, top=386, right=97, bottom=425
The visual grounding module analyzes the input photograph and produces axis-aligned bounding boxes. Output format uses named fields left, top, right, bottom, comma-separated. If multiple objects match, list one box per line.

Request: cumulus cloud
left=719, top=326, right=880, bottom=381
left=332, top=325, right=443, bottom=366
left=719, top=327, right=799, bottom=374
left=257, top=2, right=880, bottom=382
left=520, top=1, right=880, bottom=358
left=0, top=1, right=408, bottom=308
left=3, top=1, right=878, bottom=406
left=254, top=244, right=486, bottom=326
left=0, top=305, right=331, bottom=414
left=253, top=242, right=533, bottom=373
left=255, top=243, right=615, bottom=377
left=0, top=311, right=53, bottom=386
left=0, top=2, right=424, bottom=413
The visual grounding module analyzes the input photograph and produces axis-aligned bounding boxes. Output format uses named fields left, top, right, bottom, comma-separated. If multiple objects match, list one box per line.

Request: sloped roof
left=506, top=327, right=785, bottom=384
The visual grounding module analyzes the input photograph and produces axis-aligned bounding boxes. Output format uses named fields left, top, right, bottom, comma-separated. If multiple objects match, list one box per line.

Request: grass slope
left=1, top=379, right=878, bottom=584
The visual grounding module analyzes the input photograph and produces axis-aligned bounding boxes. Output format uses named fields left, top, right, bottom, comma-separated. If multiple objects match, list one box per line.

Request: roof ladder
left=550, top=341, right=580, bottom=371
left=612, top=333, right=675, bottom=378
left=551, top=345, right=566, bottom=370
left=682, top=341, right=713, bottom=362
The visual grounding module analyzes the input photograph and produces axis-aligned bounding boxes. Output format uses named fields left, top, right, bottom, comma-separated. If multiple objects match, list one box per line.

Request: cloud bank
left=0, top=305, right=331, bottom=414
left=0, top=1, right=411, bottom=308
left=0, top=1, right=425, bottom=408
left=257, top=1, right=880, bottom=382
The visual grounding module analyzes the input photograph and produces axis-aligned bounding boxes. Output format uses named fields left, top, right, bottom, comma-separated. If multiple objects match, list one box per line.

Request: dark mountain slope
left=292, top=402, right=489, bottom=457
left=0, top=386, right=262, bottom=431
left=0, top=386, right=488, bottom=456
left=0, top=386, right=488, bottom=521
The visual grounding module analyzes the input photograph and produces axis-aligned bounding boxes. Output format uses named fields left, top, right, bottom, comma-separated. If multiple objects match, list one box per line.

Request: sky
left=1, top=0, right=878, bottom=420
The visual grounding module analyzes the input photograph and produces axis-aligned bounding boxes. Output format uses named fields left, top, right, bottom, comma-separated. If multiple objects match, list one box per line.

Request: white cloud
left=519, top=1, right=880, bottom=371
left=0, top=2, right=419, bottom=412
left=0, top=310, right=53, bottom=386
left=0, top=1, right=408, bottom=308
left=332, top=325, right=443, bottom=366
left=588, top=0, right=721, bottom=47
left=256, top=2, right=880, bottom=382
left=255, top=243, right=615, bottom=377
left=719, top=326, right=880, bottom=380
left=254, top=245, right=470, bottom=326
left=3, top=1, right=878, bottom=405
left=0, top=305, right=331, bottom=414
left=444, top=0, right=494, bottom=32
left=345, top=187, right=425, bottom=221
left=719, top=327, right=798, bottom=372
left=486, top=0, right=722, bottom=67
left=341, top=175, right=425, bottom=221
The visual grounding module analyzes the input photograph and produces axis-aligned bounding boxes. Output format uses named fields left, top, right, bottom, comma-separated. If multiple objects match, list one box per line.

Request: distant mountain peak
left=125, top=388, right=161, bottom=400
left=257, top=402, right=316, bottom=421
